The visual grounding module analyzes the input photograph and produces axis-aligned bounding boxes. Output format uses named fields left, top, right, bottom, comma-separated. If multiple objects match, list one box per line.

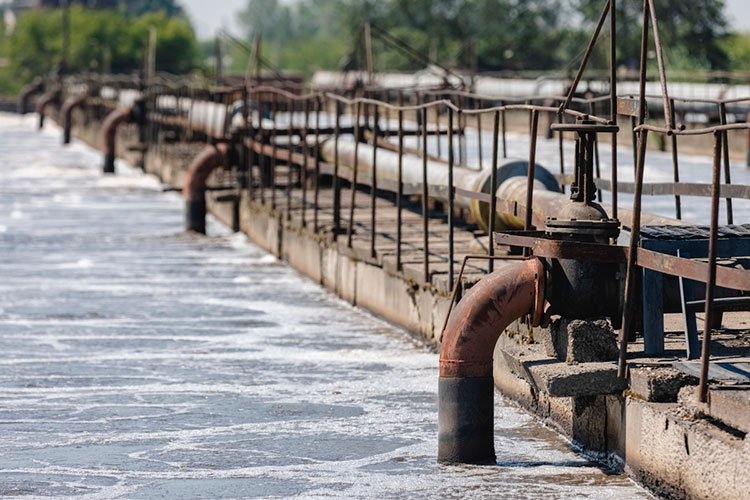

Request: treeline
left=231, top=0, right=746, bottom=77
left=0, top=4, right=199, bottom=95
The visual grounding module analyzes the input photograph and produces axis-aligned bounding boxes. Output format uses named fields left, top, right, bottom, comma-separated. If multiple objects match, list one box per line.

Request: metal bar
left=647, top=0, right=674, bottom=130
left=397, top=109, right=404, bottom=271
left=347, top=101, right=362, bottom=247
left=489, top=110, right=499, bottom=272
left=314, top=97, right=321, bottom=232
left=558, top=113, right=566, bottom=195
left=698, top=132, right=723, bottom=403
left=638, top=0, right=650, bottom=127
left=422, top=107, right=430, bottom=283
left=619, top=130, right=649, bottom=378
left=333, top=102, right=341, bottom=239
left=370, top=105, right=379, bottom=259
left=301, top=98, right=309, bottom=226
left=719, top=103, right=734, bottom=224
left=525, top=110, right=540, bottom=231
left=589, top=101, right=603, bottom=202
left=610, top=0, right=618, bottom=218
left=435, top=101, right=442, bottom=157
left=257, top=89, right=264, bottom=204
left=476, top=98, right=483, bottom=167
left=670, top=99, right=682, bottom=219
left=559, top=0, right=611, bottom=114
left=458, top=96, right=466, bottom=166
left=271, top=94, right=278, bottom=209
left=287, top=98, right=293, bottom=220
left=501, top=102, right=507, bottom=158
left=619, top=3, right=651, bottom=379
left=448, top=108, right=455, bottom=286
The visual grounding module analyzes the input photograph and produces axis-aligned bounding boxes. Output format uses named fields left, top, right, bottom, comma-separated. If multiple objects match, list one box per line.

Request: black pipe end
left=103, top=153, right=116, bottom=174
left=38, top=115, right=44, bottom=130
left=438, top=376, right=496, bottom=465
left=185, top=198, right=206, bottom=234
left=63, top=127, right=71, bottom=145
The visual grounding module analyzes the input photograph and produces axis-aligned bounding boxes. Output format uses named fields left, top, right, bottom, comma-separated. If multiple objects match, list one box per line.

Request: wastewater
left=0, top=113, right=657, bottom=498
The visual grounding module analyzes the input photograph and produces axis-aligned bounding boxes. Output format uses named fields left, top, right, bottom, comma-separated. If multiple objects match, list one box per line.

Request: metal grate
left=640, top=224, right=750, bottom=240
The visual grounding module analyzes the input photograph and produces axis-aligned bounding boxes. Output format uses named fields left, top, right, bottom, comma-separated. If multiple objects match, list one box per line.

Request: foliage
left=575, top=0, right=729, bottom=71
left=0, top=5, right=199, bottom=94
left=233, top=0, right=737, bottom=77
left=121, top=0, right=186, bottom=17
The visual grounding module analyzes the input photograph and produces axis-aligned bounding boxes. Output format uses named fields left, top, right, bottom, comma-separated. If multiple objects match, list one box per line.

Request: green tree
left=122, top=0, right=186, bottom=17
left=0, top=6, right=199, bottom=94
left=575, top=0, right=729, bottom=71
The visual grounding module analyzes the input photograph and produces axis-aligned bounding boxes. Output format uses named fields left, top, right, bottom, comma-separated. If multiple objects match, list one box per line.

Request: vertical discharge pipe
left=98, top=107, right=133, bottom=174
left=182, top=143, right=229, bottom=234
left=61, top=95, right=87, bottom=145
left=438, top=258, right=545, bottom=464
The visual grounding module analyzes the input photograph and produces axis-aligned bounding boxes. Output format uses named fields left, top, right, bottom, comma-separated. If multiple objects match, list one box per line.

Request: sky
left=182, top=0, right=750, bottom=40
left=182, top=0, right=248, bottom=40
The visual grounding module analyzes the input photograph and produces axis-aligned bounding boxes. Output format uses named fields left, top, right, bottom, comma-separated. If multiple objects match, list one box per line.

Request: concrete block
left=629, top=365, right=697, bottom=402
left=282, top=227, right=323, bottom=284
left=679, top=385, right=750, bottom=435
left=547, top=318, right=619, bottom=363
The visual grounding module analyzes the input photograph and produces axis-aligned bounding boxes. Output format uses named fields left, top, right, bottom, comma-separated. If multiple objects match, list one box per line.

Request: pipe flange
left=545, top=217, right=620, bottom=238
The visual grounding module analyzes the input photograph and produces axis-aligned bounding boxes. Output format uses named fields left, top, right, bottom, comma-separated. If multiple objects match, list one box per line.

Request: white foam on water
left=0, top=112, right=654, bottom=499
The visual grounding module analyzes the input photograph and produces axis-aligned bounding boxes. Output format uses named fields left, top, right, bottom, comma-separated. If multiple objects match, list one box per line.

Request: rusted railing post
left=489, top=110, right=499, bottom=272
left=422, top=107, right=430, bottom=283
left=332, top=101, right=342, bottom=239
left=370, top=105, right=379, bottom=259
left=698, top=132, right=723, bottom=403
left=718, top=103, right=734, bottom=224
left=347, top=100, right=362, bottom=248
left=396, top=108, right=404, bottom=271
left=670, top=99, right=682, bottom=219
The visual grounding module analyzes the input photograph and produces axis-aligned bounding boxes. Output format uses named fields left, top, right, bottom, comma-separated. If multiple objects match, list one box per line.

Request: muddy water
left=0, top=114, right=650, bottom=498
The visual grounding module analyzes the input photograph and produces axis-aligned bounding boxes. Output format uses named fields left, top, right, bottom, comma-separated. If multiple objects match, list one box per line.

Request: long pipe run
left=61, top=95, right=87, bottom=145
left=320, top=138, right=560, bottom=232
left=183, top=143, right=229, bottom=234
left=438, top=258, right=545, bottom=464
left=98, top=107, right=133, bottom=174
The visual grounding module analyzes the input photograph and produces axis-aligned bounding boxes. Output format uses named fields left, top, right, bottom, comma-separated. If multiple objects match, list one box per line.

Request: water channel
left=0, top=113, right=652, bottom=498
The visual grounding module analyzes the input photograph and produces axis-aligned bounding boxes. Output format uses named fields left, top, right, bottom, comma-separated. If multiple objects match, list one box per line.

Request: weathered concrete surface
left=543, top=318, right=620, bottom=363
left=679, top=385, right=750, bottom=435
left=630, top=365, right=697, bottom=402
left=626, top=397, right=750, bottom=500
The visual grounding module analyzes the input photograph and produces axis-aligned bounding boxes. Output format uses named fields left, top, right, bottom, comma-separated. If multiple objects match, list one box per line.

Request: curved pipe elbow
left=35, top=91, right=58, bottom=129
left=438, top=258, right=545, bottom=465
left=183, top=143, right=229, bottom=233
left=99, top=107, right=133, bottom=173
left=439, top=258, right=545, bottom=379
left=61, top=95, right=87, bottom=145
left=18, top=81, right=42, bottom=115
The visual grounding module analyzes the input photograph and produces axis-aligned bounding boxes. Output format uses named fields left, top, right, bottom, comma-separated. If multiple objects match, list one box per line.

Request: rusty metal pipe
left=18, top=79, right=43, bottom=115
left=320, top=138, right=559, bottom=232
left=98, top=107, right=133, bottom=174
left=183, top=143, right=229, bottom=234
left=438, top=258, right=545, bottom=464
left=35, top=90, right=59, bottom=130
left=61, top=95, right=87, bottom=145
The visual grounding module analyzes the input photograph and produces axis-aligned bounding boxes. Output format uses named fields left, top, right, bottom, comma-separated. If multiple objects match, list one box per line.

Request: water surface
left=0, top=114, right=651, bottom=499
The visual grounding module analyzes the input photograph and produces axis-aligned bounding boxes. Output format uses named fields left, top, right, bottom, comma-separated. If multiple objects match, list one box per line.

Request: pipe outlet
left=61, top=95, right=87, bottom=145
left=183, top=143, right=229, bottom=234
left=99, top=107, right=133, bottom=174
left=438, top=258, right=545, bottom=464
